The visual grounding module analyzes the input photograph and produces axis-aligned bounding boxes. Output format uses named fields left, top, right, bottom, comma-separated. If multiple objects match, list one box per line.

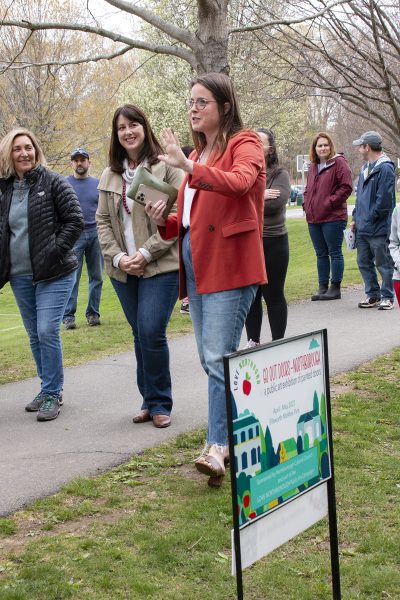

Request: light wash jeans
left=182, top=231, right=257, bottom=445
left=11, top=272, right=76, bottom=395
left=356, top=234, right=394, bottom=300
left=64, top=227, right=103, bottom=319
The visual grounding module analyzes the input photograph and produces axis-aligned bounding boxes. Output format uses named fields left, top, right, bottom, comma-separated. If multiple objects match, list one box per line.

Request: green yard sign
left=224, top=330, right=341, bottom=600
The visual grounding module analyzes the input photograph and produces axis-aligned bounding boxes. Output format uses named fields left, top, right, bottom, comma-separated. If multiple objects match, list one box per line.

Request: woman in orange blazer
left=147, top=72, right=266, bottom=484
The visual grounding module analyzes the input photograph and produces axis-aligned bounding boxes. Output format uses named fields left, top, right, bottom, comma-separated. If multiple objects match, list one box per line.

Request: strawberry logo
left=242, top=372, right=252, bottom=396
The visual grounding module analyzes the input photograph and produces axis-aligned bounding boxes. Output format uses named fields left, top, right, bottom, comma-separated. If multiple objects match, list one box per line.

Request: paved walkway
left=0, top=286, right=398, bottom=515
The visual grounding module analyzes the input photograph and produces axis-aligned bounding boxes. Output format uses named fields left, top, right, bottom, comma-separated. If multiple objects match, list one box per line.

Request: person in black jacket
left=0, top=128, right=84, bottom=421
left=245, top=128, right=290, bottom=344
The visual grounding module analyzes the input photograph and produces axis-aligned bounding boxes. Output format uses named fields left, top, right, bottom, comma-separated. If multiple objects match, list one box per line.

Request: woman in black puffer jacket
left=0, top=128, right=84, bottom=422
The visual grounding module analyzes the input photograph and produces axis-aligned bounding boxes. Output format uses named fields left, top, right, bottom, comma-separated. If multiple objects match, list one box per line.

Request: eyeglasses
left=186, top=98, right=217, bottom=110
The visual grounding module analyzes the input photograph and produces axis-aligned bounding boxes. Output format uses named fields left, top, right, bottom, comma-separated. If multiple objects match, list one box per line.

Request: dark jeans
left=356, top=234, right=394, bottom=300
left=111, top=271, right=179, bottom=416
left=308, top=220, right=347, bottom=284
left=64, top=228, right=103, bottom=319
left=245, top=233, right=289, bottom=342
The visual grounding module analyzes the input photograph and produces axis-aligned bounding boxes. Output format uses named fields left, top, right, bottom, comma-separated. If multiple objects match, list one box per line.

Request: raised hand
left=158, top=128, right=193, bottom=173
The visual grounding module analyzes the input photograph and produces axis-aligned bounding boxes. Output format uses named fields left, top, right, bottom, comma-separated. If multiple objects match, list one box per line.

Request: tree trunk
left=195, top=0, right=230, bottom=74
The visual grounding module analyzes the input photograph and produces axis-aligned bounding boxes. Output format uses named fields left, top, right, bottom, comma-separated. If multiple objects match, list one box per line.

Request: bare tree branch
left=0, top=28, right=32, bottom=74
left=229, top=0, right=354, bottom=34
left=0, top=19, right=197, bottom=67
left=0, top=44, right=133, bottom=71
left=256, top=0, right=400, bottom=146
left=103, top=0, right=197, bottom=48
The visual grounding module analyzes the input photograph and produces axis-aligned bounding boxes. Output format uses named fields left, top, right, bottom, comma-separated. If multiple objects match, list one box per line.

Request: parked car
left=290, top=185, right=305, bottom=205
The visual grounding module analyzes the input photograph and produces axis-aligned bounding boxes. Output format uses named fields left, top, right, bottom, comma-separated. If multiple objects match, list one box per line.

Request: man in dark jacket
left=63, top=148, right=103, bottom=330
left=351, top=131, right=395, bottom=310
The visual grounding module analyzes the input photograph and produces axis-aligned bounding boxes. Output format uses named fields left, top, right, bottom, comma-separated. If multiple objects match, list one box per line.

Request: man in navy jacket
left=351, top=131, right=395, bottom=310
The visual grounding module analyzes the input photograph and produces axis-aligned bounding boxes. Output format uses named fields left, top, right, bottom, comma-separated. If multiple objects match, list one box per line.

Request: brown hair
left=108, top=104, right=163, bottom=173
left=189, top=72, right=243, bottom=156
left=0, top=128, right=47, bottom=178
left=309, top=132, right=336, bottom=164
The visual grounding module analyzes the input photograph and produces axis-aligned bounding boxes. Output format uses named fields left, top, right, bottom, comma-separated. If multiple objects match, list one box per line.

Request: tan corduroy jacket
left=96, top=162, right=183, bottom=282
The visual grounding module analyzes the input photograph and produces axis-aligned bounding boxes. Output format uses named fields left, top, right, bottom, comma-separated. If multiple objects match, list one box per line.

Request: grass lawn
left=0, top=350, right=399, bottom=599
left=0, top=217, right=363, bottom=385
left=286, top=193, right=356, bottom=210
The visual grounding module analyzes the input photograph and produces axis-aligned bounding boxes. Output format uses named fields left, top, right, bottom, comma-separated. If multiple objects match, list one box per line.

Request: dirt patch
left=0, top=506, right=136, bottom=562
left=177, top=463, right=205, bottom=482
left=330, top=382, right=353, bottom=397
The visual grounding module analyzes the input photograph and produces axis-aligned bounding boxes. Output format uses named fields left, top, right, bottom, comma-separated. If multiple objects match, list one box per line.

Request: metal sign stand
left=323, top=332, right=341, bottom=599
left=225, top=356, right=244, bottom=599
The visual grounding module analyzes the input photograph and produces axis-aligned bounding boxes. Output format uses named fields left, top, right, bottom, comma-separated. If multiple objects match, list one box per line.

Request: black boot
left=320, top=282, right=341, bottom=300
left=311, top=283, right=328, bottom=301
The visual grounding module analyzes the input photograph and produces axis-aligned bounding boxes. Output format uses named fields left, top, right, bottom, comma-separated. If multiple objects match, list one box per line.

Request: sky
left=85, top=0, right=138, bottom=35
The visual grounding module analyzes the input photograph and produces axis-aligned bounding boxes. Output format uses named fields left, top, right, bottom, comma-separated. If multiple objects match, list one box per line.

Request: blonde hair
left=0, top=128, right=47, bottom=178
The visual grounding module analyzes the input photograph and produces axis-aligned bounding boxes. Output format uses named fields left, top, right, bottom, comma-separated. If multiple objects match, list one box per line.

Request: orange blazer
left=161, top=130, right=267, bottom=298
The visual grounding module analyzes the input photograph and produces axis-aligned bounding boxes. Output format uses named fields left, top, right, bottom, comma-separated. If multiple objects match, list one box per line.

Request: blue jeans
left=111, top=271, right=178, bottom=416
left=182, top=231, right=257, bottom=446
left=356, top=234, right=394, bottom=300
left=64, top=227, right=103, bottom=319
left=11, top=272, right=76, bottom=395
left=308, top=220, right=347, bottom=284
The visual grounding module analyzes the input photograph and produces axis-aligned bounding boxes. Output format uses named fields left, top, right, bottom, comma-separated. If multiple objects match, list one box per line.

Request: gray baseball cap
left=352, top=131, right=382, bottom=147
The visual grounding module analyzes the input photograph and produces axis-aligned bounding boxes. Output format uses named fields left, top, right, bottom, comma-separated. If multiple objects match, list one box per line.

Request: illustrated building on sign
left=296, top=410, right=322, bottom=446
left=278, top=438, right=298, bottom=462
left=233, top=414, right=261, bottom=476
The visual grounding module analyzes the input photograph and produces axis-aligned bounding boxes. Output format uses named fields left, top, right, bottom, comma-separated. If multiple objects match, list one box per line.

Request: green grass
left=0, top=519, right=17, bottom=537
left=0, top=352, right=399, bottom=598
left=0, top=273, right=193, bottom=386
left=0, top=217, right=363, bottom=385
left=285, top=217, right=362, bottom=303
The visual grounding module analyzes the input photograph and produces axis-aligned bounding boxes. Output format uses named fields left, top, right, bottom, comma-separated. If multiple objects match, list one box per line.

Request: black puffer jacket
left=0, top=165, right=84, bottom=288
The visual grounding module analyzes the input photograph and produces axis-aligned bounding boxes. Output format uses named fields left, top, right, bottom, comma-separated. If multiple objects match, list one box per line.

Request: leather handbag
left=127, top=166, right=178, bottom=219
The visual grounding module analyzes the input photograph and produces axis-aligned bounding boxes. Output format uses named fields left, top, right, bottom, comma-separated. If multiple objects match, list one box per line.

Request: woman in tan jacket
left=96, top=104, right=183, bottom=428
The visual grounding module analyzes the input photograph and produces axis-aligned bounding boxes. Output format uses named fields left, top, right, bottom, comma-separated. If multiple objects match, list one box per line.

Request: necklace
left=121, top=179, right=131, bottom=215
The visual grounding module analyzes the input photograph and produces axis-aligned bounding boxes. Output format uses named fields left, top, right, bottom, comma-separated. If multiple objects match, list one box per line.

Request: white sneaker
left=378, top=299, right=394, bottom=310
left=358, top=297, right=380, bottom=308
left=244, top=339, right=260, bottom=349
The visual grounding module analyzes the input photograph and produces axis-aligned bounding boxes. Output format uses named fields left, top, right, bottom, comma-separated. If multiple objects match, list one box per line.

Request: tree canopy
left=1, top=0, right=398, bottom=167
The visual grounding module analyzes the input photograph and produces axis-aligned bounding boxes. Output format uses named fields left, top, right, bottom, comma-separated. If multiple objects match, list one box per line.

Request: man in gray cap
left=351, top=131, right=395, bottom=309
left=63, top=148, right=103, bottom=329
